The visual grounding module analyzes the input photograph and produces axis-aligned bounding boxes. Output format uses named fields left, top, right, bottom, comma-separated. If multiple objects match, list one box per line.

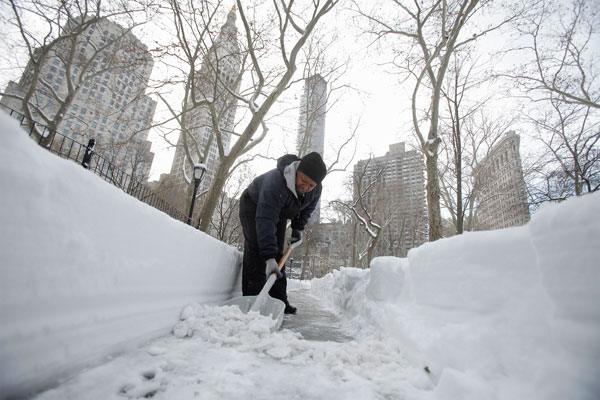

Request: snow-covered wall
left=312, top=192, right=600, bottom=400
left=0, top=112, right=242, bottom=397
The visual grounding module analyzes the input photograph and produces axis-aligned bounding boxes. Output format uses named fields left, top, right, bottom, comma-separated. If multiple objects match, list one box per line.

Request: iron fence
left=1, top=104, right=187, bottom=224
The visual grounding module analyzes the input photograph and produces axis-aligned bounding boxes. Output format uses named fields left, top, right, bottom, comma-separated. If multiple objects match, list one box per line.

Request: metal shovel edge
left=222, top=240, right=302, bottom=330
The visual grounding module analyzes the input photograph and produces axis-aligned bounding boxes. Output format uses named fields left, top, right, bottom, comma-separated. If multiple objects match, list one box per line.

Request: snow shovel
left=223, top=239, right=302, bottom=330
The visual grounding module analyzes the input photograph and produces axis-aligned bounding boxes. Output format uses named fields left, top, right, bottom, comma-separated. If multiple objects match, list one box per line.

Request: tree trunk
left=426, top=152, right=443, bottom=241
left=456, top=161, right=464, bottom=234
left=455, top=111, right=464, bottom=234
left=198, top=154, right=233, bottom=231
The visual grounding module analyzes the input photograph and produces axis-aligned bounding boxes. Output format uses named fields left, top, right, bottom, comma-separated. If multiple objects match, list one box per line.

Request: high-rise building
left=1, top=17, right=156, bottom=180
left=156, top=8, right=241, bottom=213
left=473, top=131, right=530, bottom=230
left=354, top=142, right=427, bottom=258
left=296, top=74, right=327, bottom=223
left=297, top=74, right=326, bottom=156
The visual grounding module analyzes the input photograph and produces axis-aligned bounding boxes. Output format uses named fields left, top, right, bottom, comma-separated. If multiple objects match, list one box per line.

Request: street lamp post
left=187, top=163, right=207, bottom=226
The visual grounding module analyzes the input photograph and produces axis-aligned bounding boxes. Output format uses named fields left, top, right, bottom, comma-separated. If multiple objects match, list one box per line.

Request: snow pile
left=164, top=301, right=432, bottom=399
left=312, top=192, right=600, bottom=400
left=0, top=111, right=242, bottom=398
left=172, top=304, right=282, bottom=344
left=34, top=297, right=434, bottom=400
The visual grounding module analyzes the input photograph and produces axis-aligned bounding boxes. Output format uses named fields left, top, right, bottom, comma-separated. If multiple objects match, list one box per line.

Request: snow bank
left=0, top=112, right=242, bottom=398
left=312, top=192, right=600, bottom=400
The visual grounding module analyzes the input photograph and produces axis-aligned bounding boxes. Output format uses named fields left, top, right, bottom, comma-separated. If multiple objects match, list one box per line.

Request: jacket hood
left=277, top=154, right=301, bottom=171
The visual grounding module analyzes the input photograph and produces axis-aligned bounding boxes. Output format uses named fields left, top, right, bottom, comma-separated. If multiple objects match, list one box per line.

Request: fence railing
left=1, top=104, right=187, bottom=224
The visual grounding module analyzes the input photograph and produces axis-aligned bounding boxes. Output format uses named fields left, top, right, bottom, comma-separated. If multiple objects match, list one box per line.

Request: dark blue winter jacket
left=244, top=154, right=322, bottom=261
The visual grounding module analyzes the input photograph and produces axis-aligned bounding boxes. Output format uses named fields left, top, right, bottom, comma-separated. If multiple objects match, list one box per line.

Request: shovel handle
left=276, top=247, right=292, bottom=272
left=275, top=239, right=301, bottom=273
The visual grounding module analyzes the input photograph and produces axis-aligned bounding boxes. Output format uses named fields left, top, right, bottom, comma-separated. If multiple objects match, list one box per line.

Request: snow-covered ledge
left=0, top=112, right=242, bottom=398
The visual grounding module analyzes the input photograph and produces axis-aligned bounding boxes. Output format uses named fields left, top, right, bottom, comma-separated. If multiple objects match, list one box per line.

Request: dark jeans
left=239, top=190, right=289, bottom=305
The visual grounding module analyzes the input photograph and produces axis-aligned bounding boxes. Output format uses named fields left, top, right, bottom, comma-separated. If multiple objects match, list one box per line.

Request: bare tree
left=147, top=1, right=240, bottom=215
left=437, top=52, right=518, bottom=234
left=439, top=52, right=477, bottom=234
left=0, top=0, right=158, bottom=147
left=121, top=138, right=155, bottom=189
left=195, top=0, right=340, bottom=232
left=525, top=99, right=599, bottom=205
left=208, top=165, right=255, bottom=247
left=331, top=157, right=385, bottom=267
left=150, top=1, right=340, bottom=231
left=499, top=0, right=600, bottom=207
left=352, top=0, right=526, bottom=241
left=323, top=201, right=355, bottom=268
left=507, top=0, right=599, bottom=110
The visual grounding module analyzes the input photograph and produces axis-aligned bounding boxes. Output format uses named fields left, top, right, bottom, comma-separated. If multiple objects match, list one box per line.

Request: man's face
left=296, top=170, right=317, bottom=194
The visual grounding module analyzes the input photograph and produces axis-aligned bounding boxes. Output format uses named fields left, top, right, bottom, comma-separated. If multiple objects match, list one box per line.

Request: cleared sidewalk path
left=282, top=288, right=354, bottom=342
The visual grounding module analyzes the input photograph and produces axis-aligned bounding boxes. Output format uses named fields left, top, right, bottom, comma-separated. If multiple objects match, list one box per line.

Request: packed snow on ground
left=1, top=110, right=599, bottom=400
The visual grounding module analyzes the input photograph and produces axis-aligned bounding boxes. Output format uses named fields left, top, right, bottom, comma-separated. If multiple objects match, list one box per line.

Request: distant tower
left=297, top=74, right=327, bottom=156
left=159, top=7, right=241, bottom=212
left=296, top=74, right=327, bottom=224
left=354, top=142, right=427, bottom=257
left=473, top=131, right=530, bottom=230
left=1, top=17, right=156, bottom=179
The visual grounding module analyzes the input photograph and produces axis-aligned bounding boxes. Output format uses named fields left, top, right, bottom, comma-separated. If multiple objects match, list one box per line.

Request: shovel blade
left=222, top=295, right=285, bottom=330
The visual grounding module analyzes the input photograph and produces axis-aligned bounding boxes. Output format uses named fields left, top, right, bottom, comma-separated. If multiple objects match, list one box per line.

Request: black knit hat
left=298, top=152, right=327, bottom=184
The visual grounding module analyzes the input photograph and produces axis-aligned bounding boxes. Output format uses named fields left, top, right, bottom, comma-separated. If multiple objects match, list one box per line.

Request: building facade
left=354, top=142, right=427, bottom=258
left=296, top=74, right=327, bottom=224
left=312, top=221, right=352, bottom=273
left=297, top=74, right=327, bottom=156
left=156, top=8, right=241, bottom=215
left=473, top=131, right=530, bottom=230
left=1, top=17, right=156, bottom=180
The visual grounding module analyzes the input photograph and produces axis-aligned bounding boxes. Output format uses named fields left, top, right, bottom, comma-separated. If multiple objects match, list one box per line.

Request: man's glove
left=291, top=229, right=303, bottom=245
left=265, top=258, right=282, bottom=278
